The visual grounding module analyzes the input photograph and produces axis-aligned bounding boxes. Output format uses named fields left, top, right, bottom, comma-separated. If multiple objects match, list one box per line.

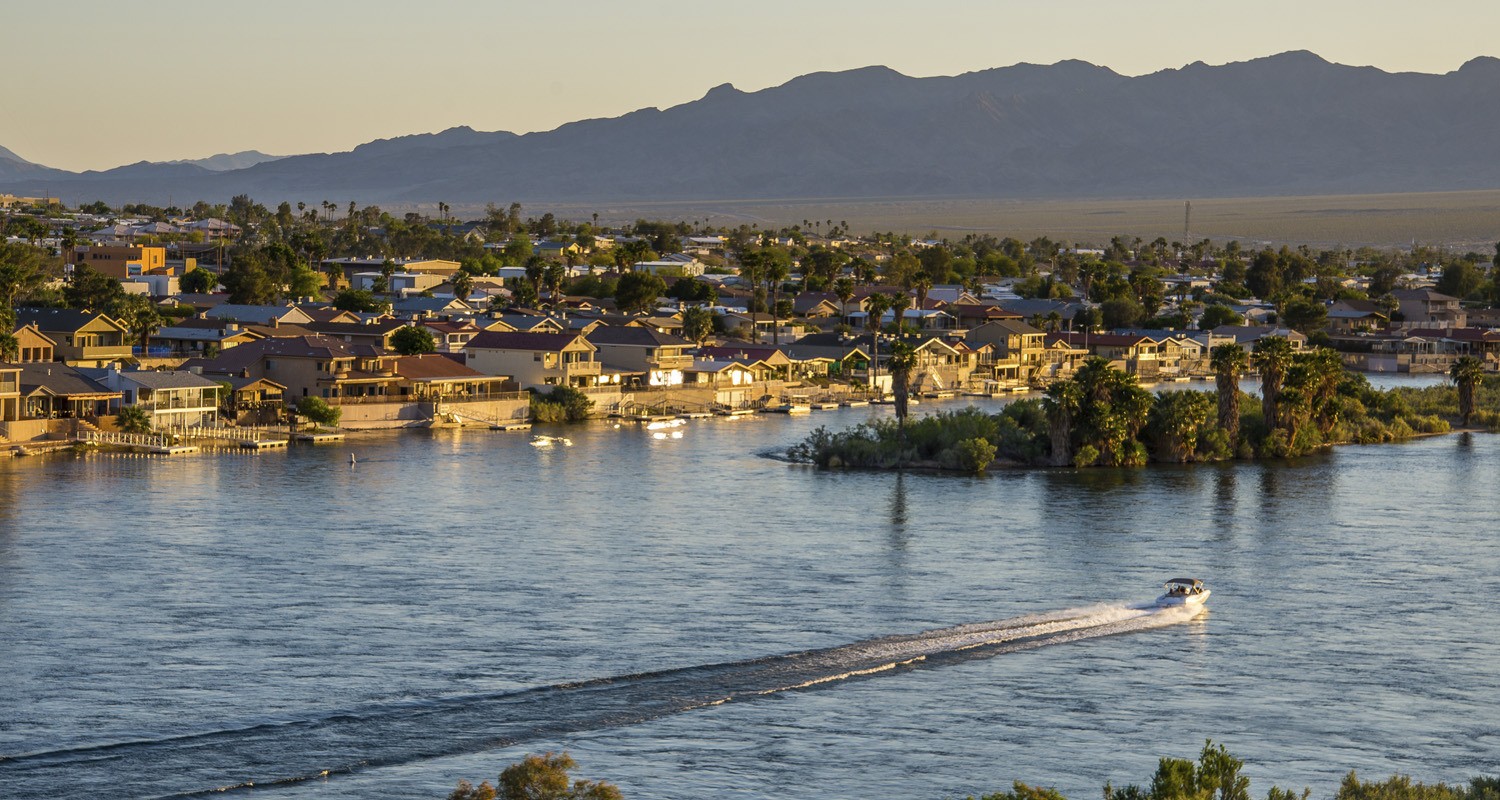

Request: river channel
left=1, top=377, right=1496, bottom=799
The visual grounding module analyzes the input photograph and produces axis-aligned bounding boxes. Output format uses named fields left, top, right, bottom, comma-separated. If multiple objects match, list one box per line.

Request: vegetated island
left=788, top=343, right=1499, bottom=473
left=453, top=744, right=1498, bottom=800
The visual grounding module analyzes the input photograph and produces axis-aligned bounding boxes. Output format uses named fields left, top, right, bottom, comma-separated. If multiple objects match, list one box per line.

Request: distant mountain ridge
left=4, top=52, right=1500, bottom=205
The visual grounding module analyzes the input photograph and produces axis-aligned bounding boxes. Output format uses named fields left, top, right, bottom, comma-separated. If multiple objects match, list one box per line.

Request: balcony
left=562, top=360, right=602, bottom=377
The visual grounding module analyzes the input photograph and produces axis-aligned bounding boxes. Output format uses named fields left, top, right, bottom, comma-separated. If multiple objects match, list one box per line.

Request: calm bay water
left=1, top=379, right=1496, bottom=799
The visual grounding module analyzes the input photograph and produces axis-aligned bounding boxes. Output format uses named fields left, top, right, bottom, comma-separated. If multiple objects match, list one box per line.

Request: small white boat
left=530, top=435, right=573, bottom=447
left=1156, top=577, right=1210, bottom=608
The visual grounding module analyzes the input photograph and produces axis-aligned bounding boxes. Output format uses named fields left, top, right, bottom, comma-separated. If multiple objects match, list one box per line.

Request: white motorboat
left=1156, top=577, right=1210, bottom=608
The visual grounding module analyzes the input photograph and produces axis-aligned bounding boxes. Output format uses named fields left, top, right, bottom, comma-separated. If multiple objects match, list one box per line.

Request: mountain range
left=4, top=51, right=1499, bottom=207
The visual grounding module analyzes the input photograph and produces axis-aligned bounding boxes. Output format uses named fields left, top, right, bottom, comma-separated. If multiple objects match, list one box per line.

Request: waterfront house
left=0, top=364, right=21, bottom=422
left=463, top=331, right=601, bottom=390
left=685, top=358, right=764, bottom=387
left=1209, top=325, right=1308, bottom=352
left=964, top=320, right=1047, bottom=383
left=1392, top=288, right=1465, bottom=329
left=185, top=336, right=399, bottom=402
left=391, top=354, right=514, bottom=402
left=15, top=363, right=121, bottom=420
left=15, top=307, right=132, bottom=366
left=585, top=326, right=694, bottom=387
left=1047, top=332, right=1160, bottom=379
left=87, top=368, right=221, bottom=429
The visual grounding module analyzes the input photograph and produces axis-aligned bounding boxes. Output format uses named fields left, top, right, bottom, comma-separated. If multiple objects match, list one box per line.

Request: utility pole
left=1183, top=200, right=1192, bottom=242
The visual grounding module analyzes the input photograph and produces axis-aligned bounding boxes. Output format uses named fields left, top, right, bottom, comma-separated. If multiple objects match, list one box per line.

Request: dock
left=492, top=422, right=533, bottom=431
left=295, top=432, right=345, bottom=443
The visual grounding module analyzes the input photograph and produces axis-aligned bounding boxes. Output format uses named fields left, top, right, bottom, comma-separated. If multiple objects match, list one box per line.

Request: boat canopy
left=1164, top=578, right=1204, bottom=588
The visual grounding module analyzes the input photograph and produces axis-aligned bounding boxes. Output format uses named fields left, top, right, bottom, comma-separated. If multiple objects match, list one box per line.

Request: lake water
left=2, top=377, right=1496, bottom=800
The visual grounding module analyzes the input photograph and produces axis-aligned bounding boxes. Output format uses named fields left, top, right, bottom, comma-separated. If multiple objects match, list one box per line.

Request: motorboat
left=1156, top=578, right=1210, bottom=608
left=530, top=435, right=573, bottom=447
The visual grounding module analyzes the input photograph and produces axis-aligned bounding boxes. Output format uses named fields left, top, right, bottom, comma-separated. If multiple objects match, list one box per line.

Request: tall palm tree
left=888, top=341, right=918, bottom=427
left=1252, top=336, right=1295, bottom=431
left=1210, top=344, right=1247, bottom=441
left=681, top=305, right=713, bottom=347
left=888, top=292, right=912, bottom=335
left=766, top=255, right=790, bottom=345
left=1451, top=355, right=1485, bottom=425
left=833, top=277, right=855, bottom=323
left=1042, top=378, right=1082, bottom=467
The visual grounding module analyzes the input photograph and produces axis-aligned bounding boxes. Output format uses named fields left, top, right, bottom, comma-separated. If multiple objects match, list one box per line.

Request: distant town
left=1, top=192, right=1497, bottom=456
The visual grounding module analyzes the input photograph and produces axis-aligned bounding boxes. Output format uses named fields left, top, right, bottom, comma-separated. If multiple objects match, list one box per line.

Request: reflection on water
left=0, top=407, right=1495, bottom=800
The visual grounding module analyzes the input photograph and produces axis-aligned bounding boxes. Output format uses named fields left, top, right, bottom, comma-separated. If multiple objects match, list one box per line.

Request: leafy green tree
left=1101, top=296, right=1145, bottom=329
left=390, top=325, right=436, bottom=355
left=448, top=752, right=621, bottom=800
left=332, top=289, right=387, bottom=313
left=64, top=264, right=127, bottom=310
left=297, top=396, right=342, bottom=427
left=1211, top=344, right=1248, bottom=441
left=614, top=271, right=666, bottom=315
left=680, top=305, right=713, bottom=346
left=667, top=278, right=717, bottom=304
left=1198, top=304, right=1243, bottom=330
left=1436, top=260, right=1484, bottom=300
left=116, top=405, right=152, bottom=434
left=0, top=242, right=52, bottom=314
left=1281, top=296, right=1328, bottom=333
left=179, top=268, right=218, bottom=294
left=1450, top=355, right=1485, bottom=425
left=972, top=782, right=1070, bottom=800
left=218, top=254, right=278, bottom=305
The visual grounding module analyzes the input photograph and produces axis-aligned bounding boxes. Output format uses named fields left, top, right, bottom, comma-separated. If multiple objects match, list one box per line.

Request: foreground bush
left=970, top=741, right=1497, bottom=800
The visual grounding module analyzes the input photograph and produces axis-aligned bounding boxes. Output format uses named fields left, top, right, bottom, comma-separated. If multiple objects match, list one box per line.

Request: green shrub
left=956, top=437, right=998, bottom=473
left=297, top=396, right=341, bottom=427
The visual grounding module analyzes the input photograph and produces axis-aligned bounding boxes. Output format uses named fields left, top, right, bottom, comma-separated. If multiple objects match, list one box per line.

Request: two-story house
left=1392, top=289, right=1465, bottom=329
left=15, top=308, right=132, bottom=366
left=1047, top=332, right=1160, bottom=379
left=585, top=326, right=694, bottom=387
left=463, top=331, right=602, bottom=390
left=965, top=320, right=1047, bottom=385
left=184, top=336, right=401, bottom=402
left=86, top=368, right=221, bottom=428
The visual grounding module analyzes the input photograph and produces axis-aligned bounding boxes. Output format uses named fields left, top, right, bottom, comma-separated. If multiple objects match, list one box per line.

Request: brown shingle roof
left=465, top=330, right=589, bottom=353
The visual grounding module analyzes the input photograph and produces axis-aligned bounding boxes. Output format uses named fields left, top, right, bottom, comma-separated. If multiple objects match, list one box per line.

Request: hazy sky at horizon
left=4, top=0, right=1495, bottom=172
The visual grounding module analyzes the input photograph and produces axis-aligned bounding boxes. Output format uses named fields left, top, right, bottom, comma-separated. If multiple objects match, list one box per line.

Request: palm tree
left=1451, top=355, right=1485, bottom=425
left=833, top=277, right=855, bottom=323
left=888, top=341, right=918, bottom=427
left=766, top=255, right=790, bottom=344
left=681, top=305, right=713, bottom=347
left=1252, top=336, right=1295, bottom=432
left=888, top=292, right=912, bottom=335
left=1042, top=378, right=1082, bottom=466
left=116, top=405, right=152, bottom=434
left=1210, top=344, right=1247, bottom=441
left=912, top=273, right=933, bottom=316
left=451, top=269, right=474, bottom=303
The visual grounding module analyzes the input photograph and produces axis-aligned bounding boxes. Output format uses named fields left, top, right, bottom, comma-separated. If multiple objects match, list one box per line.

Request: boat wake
left=0, top=602, right=1202, bottom=799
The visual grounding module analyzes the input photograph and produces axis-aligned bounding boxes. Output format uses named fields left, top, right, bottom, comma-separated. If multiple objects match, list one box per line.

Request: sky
left=3, top=0, right=1496, bottom=172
